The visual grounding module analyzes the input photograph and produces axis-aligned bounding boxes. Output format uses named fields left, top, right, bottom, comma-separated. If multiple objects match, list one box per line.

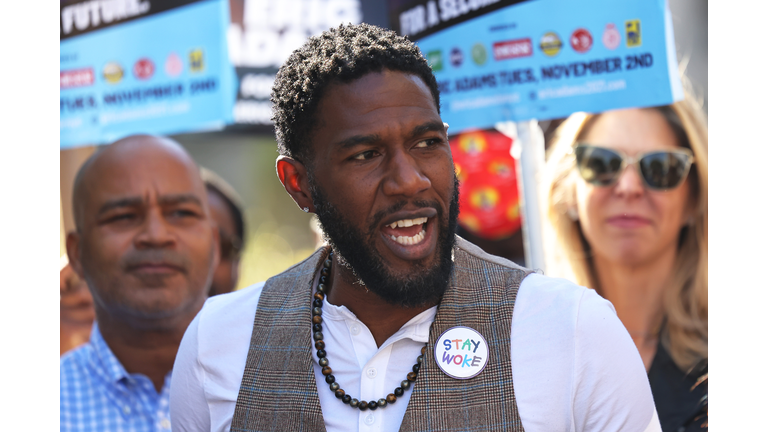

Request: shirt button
left=364, top=413, right=375, bottom=425
left=350, top=323, right=361, bottom=335
left=122, top=406, right=131, bottom=414
left=366, top=368, right=377, bottom=378
left=160, top=418, right=171, bottom=429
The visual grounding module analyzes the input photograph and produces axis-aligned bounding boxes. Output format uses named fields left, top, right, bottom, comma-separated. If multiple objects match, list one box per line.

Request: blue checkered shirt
left=60, top=323, right=173, bottom=432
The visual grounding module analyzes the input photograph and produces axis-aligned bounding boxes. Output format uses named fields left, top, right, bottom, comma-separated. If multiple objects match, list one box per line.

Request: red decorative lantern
left=450, top=129, right=521, bottom=240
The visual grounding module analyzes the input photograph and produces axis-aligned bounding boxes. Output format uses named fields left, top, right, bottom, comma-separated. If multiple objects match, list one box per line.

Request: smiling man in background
left=170, top=24, right=661, bottom=431
left=61, top=135, right=219, bottom=432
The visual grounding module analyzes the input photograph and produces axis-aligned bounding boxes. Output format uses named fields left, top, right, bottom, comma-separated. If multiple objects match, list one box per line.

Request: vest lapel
left=400, top=241, right=528, bottom=432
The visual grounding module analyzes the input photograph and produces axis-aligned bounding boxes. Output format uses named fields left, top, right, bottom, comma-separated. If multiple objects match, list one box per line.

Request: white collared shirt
left=170, top=273, right=661, bottom=432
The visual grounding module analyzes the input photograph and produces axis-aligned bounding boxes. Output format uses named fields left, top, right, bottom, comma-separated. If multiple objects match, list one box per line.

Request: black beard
left=309, top=174, right=460, bottom=308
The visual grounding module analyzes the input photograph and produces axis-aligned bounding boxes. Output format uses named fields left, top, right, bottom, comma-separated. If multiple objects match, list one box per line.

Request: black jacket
left=648, top=341, right=708, bottom=432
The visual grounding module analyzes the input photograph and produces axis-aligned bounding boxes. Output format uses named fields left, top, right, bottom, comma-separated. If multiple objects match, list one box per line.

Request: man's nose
left=135, top=209, right=176, bottom=248
left=382, top=150, right=431, bottom=197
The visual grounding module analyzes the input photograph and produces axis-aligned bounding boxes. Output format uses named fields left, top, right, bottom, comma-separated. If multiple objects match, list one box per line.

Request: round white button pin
left=434, top=326, right=489, bottom=379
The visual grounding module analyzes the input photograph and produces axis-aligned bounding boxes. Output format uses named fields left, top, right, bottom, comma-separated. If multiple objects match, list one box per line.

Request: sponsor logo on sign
left=539, top=32, right=562, bottom=57
left=450, top=47, right=463, bottom=67
left=488, top=161, right=512, bottom=177
left=493, top=38, right=532, bottom=61
left=602, top=23, right=621, bottom=50
left=61, top=68, right=94, bottom=89
left=133, top=58, right=155, bottom=80
left=165, top=52, right=183, bottom=77
left=625, top=20, right=641, bottom=47
left=570, top=28, right=593, bottom=53
left=470, top=187, right=500, bottom=210
left=427, top=50, right=443, bottom=72
left=189, top=48, right=205, bottom=73
left=102, top=62, right=124, bottom=84
left=434, top=326, right=489, bottom=379
left=459, top=133, right=486, bottom=155
left=471, top=43, right=487, bottom=66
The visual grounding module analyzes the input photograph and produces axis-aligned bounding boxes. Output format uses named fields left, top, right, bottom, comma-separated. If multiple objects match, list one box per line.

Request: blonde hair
left=544, top=95, right=708, bottom=371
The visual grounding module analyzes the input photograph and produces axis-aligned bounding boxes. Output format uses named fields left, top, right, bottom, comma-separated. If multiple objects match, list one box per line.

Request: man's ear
left=66, top=231, right=84, bottom=279
left=276, top=155, right=314, bottom=213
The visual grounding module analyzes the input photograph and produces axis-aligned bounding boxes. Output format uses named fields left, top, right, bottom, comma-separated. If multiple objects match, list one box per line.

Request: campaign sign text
left=391, top=0, right=683, bottom=133
left=60, top=0, right=236, bottom=148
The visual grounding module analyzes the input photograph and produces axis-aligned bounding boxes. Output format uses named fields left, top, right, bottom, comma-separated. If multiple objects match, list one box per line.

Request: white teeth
left=385, top=217, right=429, bottom=246
left=390, top=217, right=428, bottom=229
left=393, top=229, right=426, bottom=246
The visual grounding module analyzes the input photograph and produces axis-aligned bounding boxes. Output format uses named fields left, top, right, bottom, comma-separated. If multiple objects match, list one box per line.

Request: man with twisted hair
left=171, top=24, right=661, bottom=432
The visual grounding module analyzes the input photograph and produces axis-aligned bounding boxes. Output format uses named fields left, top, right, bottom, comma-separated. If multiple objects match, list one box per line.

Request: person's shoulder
left=454, top=235, right=529, bottom=272
left=61, top=343, right=95, bottom=393
left=60, top=343, right=90, bottom=372
left=173, top=281, right=268, bottom=415
left=512, top=274, right=658, bottom=432
left=199, top=281, right=266, bottom=323
left=519, top=272, right=595, bottom=302
left=514, top=273, right=612, bottom=333
left=184, top=282, right=267, bottom=376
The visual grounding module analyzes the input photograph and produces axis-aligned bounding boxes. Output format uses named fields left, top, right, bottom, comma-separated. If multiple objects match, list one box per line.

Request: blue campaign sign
left=393, top=0, right=683, bottom=133
left=60, top=0, right=236, bottom=149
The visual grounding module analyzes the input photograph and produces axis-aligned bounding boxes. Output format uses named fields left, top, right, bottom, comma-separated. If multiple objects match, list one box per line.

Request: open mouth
left=378, top=207, right=439, bottom=261
left=382, top=217, right=429, bottom=246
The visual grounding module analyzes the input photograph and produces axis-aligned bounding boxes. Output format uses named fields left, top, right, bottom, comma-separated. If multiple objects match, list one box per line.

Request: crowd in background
left=61, top=91, right=708, bottom=432
left=59, top=8, right=708, bottom=426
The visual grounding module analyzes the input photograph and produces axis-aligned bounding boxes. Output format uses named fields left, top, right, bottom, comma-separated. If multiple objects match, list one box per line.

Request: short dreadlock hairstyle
left=271, top=23, right=441, bottom=166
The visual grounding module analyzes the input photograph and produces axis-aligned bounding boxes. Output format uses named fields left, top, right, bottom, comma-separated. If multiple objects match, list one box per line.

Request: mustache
left=121, top=249, right=189, bottom=272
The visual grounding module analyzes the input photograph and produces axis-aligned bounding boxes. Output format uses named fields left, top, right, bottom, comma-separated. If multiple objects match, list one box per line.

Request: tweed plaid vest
left=231, top=236, right=532, bottom=432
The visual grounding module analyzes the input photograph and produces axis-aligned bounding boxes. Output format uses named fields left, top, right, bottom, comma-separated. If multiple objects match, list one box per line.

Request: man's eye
left=108, top=213, right=135, bottom=222
left=352, top=150, right=378, bottom=160
left=414, top=139, right=441, bottom=149
left=170, top=209, right=197, bottom=218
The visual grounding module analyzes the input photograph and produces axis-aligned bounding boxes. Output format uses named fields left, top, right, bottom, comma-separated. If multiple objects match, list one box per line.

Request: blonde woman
left=544, top=95, right=707, bottom=432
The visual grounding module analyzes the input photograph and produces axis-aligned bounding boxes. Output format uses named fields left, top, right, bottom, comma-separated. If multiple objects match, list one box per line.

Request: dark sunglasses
left=573, top=144, right=694, bottom=191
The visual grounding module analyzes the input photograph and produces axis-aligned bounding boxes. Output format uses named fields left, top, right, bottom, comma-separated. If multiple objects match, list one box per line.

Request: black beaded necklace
left=312, top=251, right=426, bottom=411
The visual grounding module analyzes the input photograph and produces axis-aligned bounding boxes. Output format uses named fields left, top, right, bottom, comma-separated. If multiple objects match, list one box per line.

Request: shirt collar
left=322, top=300, right=436, bottom=345
left=386, top=306, right=436, bottom=344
